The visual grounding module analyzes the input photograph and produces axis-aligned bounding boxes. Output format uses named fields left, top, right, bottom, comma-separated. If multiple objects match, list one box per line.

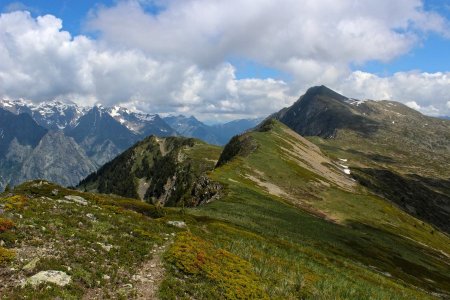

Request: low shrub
left=165, top=232, right=268, bottom=299
left=0, top=246, right=15, bottom=264
left=0, top=195, right=27, bottom=211
left=0, top=217, right=14, bottom=232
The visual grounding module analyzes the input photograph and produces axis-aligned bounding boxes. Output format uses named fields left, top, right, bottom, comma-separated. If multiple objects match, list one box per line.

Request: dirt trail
left=81, top=240, right=171, bottom=300
left=133, top=240, right=171, bottom=299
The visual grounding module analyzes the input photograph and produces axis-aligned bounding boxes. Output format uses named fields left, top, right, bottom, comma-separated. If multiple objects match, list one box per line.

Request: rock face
left=106, top=106, right=177, bottom=138
left=0, top=100, right=179, bottom=190
left=190, top=175, right=222, bottom=206
left=0, top=99, right=87, bottom=130
left=63, top=195, right=88, bottom=206
left=17, top=131, right=97, bottom=187
left=0, top=108, right=47, bottom=157
left=0, top=109, right=48, bottom=190
left=26, top=270, right=71, bottom=287
left=167, top=221, right=187, bottom=228
left=65, top=106, right=140, bottom=166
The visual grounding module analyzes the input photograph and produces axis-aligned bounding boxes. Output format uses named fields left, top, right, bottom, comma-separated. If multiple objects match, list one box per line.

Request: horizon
left=2, top=84, right=450, bottom=124
left=0, top=96, right=267, bottom=125
left=0, top=0, right=449, bottom=122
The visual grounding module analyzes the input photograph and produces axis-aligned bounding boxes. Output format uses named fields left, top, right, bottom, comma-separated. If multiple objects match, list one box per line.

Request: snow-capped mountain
left=105, top=106, right=176, bottom=137
left=0, top=98, right=262, bottom=190
left=0, top=99, right=88, bottom=130
left=0, top=99, right=178, bottom=189
left=0, top=99, right=177, bottom=137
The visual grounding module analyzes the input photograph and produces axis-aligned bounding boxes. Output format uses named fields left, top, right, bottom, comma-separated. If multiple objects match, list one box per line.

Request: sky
left=0, top=0, right=449, bottom=121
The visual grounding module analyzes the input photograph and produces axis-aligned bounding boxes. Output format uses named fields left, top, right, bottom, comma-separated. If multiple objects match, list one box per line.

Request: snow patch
left=346, top=98, right=367, bottom=106
left=136, top=113, right=156, bottom=122
left=109, top=106, right=120, bottom=117
left=337, top=162, right=351, bottom=175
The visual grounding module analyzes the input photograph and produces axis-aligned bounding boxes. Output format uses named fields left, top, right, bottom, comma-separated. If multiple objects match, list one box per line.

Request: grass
left=1, top=120, right=449, bottom=299
left=183, top=121, right=450, bottom=299
left=0, top=180, right=177, bottom=298
left=161, top=231, right=268, bottom=299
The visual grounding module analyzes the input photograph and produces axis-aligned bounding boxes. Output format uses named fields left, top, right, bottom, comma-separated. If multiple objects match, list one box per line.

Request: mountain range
left=0, top=99, right=261, bottom=190
left=78, top=85, right=450, bottom=234
left=1, top=86, right=449, bottom=298
left=163, top=115, right=262, bottom=145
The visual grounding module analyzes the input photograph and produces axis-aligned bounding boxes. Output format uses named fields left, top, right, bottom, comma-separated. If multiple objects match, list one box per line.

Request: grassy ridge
left=181, top=121, right=450, bottom=299
left=2, top=120, right=449, bottom=299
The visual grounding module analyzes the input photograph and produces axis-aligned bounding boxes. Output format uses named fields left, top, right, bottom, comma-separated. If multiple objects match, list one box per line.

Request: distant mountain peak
left=303, top=85, right=348, bottom=102
left=273, top=85, right=380, bottom=138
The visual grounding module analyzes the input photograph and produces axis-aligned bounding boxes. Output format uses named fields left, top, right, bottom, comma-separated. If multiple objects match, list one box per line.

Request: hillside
left=78, top=136, right=222, bottom=206
left=274, top=86, right=450, bottom=232
left=0, top=180, right=185, bottom=298
left=189, top=120, right=450, bottom=298
left=1, top=121, right=450, bottom=299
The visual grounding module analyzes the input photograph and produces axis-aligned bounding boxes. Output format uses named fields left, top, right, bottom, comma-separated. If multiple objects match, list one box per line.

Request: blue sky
left=0, top=0, right=449, bottom=120
left=1, top=0, right=105, bottom=34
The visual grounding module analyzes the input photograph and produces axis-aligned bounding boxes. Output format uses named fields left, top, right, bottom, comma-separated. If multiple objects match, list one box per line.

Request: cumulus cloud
left=88, top=0, right=448, bottom=67
left=0, top=0, right=449, bottom=120
left=406, top=101, right=422, bottom=111
left=0, top=10, right=291, bottom=121
left=335, top=71, right=450, bottom=116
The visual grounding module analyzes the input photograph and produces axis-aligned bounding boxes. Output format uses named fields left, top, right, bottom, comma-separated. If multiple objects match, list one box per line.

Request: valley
left=0, top=100, right=259, bottom=191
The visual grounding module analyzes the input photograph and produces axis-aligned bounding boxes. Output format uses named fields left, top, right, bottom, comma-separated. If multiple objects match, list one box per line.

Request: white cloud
left=334, top=71, right=450, bottom=116
left=88, top=0, right=448, bottom=68
left=0, top=1, right=449, bottom=120
left=406, top=101, right=421, bottom=110
left=0, top=11, right=290, bottom=120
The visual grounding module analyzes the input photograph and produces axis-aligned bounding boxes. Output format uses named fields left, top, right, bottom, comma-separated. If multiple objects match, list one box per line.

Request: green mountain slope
left=78, top=136, right=222, bottom=206
left=2, top=120, right=449, bottom=299
left=274, top=86, right=450, bottom=233
left=183, top=120, right=450, bottom=299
